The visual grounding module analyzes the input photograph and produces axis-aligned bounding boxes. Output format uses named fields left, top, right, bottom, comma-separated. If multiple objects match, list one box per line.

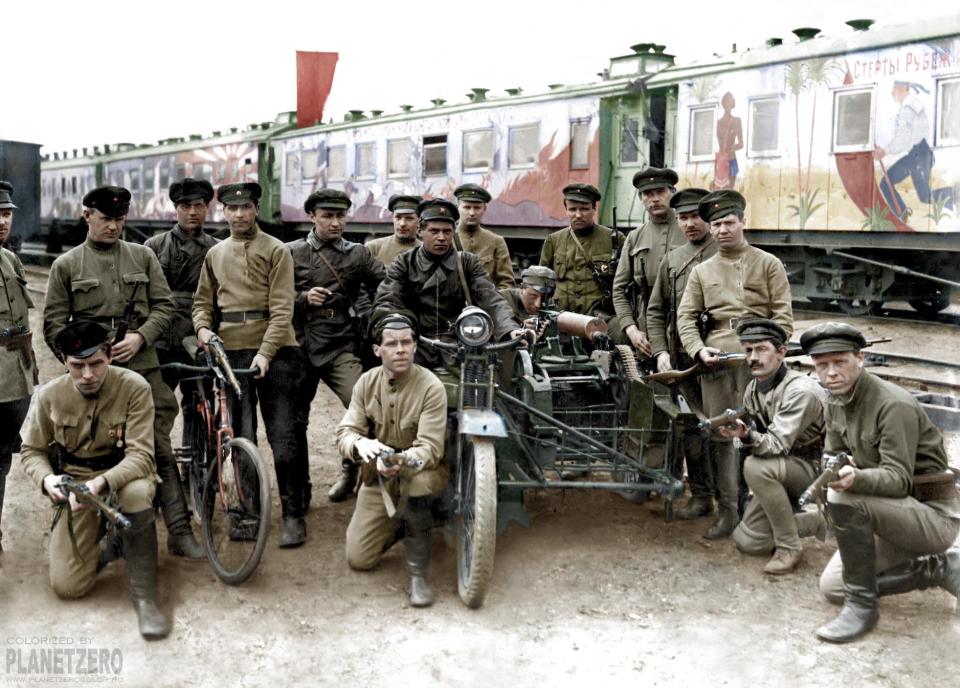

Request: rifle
left=206, top=334, right=243, bottom=397
left=113, top=281, right=142, bottom=344
left=359, top=449, right=425, bottom=487
left=55, top=476, right=132, bottom=529
left=643, top=352, right=746, bottom=385
left=798, top=451, right=853, bottom=507
left=698, top=407, right=753, bottom=435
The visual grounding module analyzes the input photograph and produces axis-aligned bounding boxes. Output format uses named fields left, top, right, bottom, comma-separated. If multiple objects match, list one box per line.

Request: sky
left=4, top=0, right=959, bottom=155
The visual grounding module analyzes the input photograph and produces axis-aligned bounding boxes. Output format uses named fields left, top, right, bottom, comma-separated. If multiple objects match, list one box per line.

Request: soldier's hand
left=87, top=475, right=108, bottom=496
left=42, top=474, right=68, bottom=503
left=306, top=287, right=331, bottom=306
left=717, top=419, right=749, bottom=439
left=197, top=327, right=215, bottom=348
left=111, top=332, right=145, bottom=363
left=656, top=352, right=673, bottom=373
left=625, top=325, right=652, bottom=357
left=377, top=454, right=402, bottom=478
left=251, top=354, right=270, bottom=379
left=828, top=465, right=857, bottom=492
left=699, top=347, right=722, bottom=367
left=355, top=438, right=394, bottom=462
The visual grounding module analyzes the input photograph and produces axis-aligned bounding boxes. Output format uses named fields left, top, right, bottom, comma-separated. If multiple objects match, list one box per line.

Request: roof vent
left=505, top=87, right=522, bottom=96
left=230, top=127, right=238, bottom=134
left=190, top=134, right=202, bottom=140
left=349, top=110, right=365, bottom=121
left=470, top=87, right=489, bottom=102
left=430, top=98, right=446, bottom=107
left=93, top=146, right=101, bottom=155
left=792, top=27, right=820, bottom=42
left=53, top=152, right=59, bottom=161
left=400, top=104, right=413, bottom=112
left=213, top=130, right=221, bottom=137
left=547, top=83, right=564, bottom=91
left=104, top=144, right=111, bottom=153
left=766, top=37, right=783, bottom=47
left=82, top=147, right=88, bottom=156
left=846, top=19, right=874, bottom=32
left=651, top=44, right=666, bottom=54
left=370, top=109, right=383, bottom=117
left=260, top=122, right=271, bottom=129
left=630, top=43, right=653, bottom=54
left=72, top=149, right=78, bottom=158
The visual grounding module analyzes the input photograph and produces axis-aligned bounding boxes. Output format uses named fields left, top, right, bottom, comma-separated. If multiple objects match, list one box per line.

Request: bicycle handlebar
left=160, top=362, right=259, bottom=377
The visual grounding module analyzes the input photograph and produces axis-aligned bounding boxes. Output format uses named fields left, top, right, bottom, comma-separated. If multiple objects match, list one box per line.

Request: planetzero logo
left=4, top=637, right=123, bottom=683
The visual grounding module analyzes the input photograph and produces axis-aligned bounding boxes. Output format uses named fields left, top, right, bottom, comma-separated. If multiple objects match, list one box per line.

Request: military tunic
left=539, top=224, right=626, bottom=317
left=499, top=287, right=528, bottom=322
left=366, top=235, right=420, bottom=266
left=456, top=224, right=515, bottom=290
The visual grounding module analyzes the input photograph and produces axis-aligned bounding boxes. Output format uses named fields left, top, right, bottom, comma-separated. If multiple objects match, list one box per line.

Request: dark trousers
left=0, top=395, right=31, bottom=537
left=158, top=348, right=209, bottom=449
left=880, top=140, right=955, bottom=216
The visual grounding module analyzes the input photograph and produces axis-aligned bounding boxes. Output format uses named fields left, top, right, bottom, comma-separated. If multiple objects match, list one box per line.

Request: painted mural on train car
left=275, top=95, right=601, bottom=226
left=674, top=37, right=960, bottom=233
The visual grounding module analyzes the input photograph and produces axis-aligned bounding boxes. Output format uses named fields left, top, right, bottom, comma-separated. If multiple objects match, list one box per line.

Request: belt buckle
left=242, top=311, right=252, bottom=322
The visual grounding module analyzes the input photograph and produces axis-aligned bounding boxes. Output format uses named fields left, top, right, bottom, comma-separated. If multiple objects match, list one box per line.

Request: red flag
left=296, top=51, right=339, bottom=128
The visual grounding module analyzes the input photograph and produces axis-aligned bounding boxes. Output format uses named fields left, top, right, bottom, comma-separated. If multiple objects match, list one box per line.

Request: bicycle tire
left=187, top=407, right=210, bottom=526
left=456, top=437, right=497, bottom=609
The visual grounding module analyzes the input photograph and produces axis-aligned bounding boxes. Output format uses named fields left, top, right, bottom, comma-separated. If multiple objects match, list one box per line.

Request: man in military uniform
left=454, top=183, right=515, bottom=290
left=337, top=314, right=447, bottom=607
left=613, top=167, right=685, bottom=358
left=539, top=184, right=626, bottom=341
left=372, top=198, right=521, bottom=367
left=43, top=186, right=204, bottom=559
left=499, top=266, right=556, bottom=322
left=193, top=182, right=307, bottom=547
left=20, top=321, right=168, bottom=639
left=645, top=188, right=716, bottom=520
left=366, top=194, right=422, bottom=266
left=720, top=319, right=826, bottom=575
left=676, top=190, right=793, bottom=539
left=801, top=323, right=960, bottom=643
left=144, top=178, right=219, bottom=449
left=288, top=188, right=385, bottom=504
left=0, top=181, right=38, bottom=554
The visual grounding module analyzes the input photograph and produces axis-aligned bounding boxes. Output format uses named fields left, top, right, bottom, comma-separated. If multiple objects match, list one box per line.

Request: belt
left=306, top=308, right=338, bottom=320
left=221, top=310, right=270, bottom=323
left=91, top=314, right=142, bottom=329
left=710, top=317, right=743, bottom=333
left=65, top=453, right=118, bottom=472
left=913, top=470, right=960, bottom=502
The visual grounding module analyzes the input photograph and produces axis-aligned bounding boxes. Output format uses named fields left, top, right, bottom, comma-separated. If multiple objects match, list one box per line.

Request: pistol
left=798, top=451, right=853, bottom=507
left=207, top=334, right=243, bottom=397
left=699, top=407, right=753, bottom=435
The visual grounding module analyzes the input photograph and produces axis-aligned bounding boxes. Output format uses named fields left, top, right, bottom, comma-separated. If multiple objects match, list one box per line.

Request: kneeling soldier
left=336, top=314, right=447, bottom=607
left=20, top=321, right=168, bottom=639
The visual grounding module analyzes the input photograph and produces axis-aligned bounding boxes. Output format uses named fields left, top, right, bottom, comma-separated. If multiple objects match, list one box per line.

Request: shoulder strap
left=315, top=248, right=359, bottom=311
left=568, top=228, right=609, bottom=293
left=454, top=251, right=473, bottom=306
left=676, top=244, right=709, bottom=277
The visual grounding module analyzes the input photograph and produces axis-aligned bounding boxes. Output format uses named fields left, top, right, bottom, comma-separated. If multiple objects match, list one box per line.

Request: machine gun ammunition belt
left=613, top=345, right=643, bottom=383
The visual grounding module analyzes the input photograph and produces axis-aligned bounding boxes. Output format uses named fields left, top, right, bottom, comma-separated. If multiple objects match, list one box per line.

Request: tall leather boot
left=328, top=459, right=358, bottom=503
left=815, top=503, right=879, bottom=643
left=404, top=497, right=435, bottom=607
left=155, top=456, right=205, bottom=560
left=876, top=548, right=960, bottom=606
left=122, top=510, right=170, bottom=640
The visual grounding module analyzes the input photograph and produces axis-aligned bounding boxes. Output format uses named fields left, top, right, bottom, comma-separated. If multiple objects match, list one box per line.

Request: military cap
left=304, top=188, right=352, bottom=214
left=0, top=181, right=16, bottom=210
left=520, top=266, right=557, bottom=294
left=417, top=198, right=460, bottom=225
left=388, top=194, right=421, bottom=215
left=169, top=178, right=214, bottom=205
left=453, top=183, right=492, bottom=204
left=698, top=189, right=746, bottom=222
left=54, top=320, right=111, bottom=360
left=217, top=182, right=262, bottom=206
left=632, top=166, right=679, bottom=193
left=736, top=318, right=787, bottom=346
left=799, top=322, right=868, bottom=356
left=670, top=187, right=709, bottom=214
left=374, top=313, right=417, bottom=342
left=562, top=183, right=601, bottom=205
left=82, top=186, right=131, bottom=218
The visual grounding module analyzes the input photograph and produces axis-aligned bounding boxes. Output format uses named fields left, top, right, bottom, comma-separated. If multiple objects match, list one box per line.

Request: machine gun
left=113, top=281, right=142, bottom=344
left=642, top=352, right=746, bottom=385
left=206, top=334, right=243, bottom=397
left=798, top=451, right=854, bottom=507
left=698, top=407, right=753, bottom=435
left=359, top=449, right=425, bottom=487
left=55, top=476, right=132, bottom=529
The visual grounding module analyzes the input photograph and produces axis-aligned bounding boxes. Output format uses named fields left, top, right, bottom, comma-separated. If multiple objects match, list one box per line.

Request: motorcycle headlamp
left=456, top=307, right=493, bottom=347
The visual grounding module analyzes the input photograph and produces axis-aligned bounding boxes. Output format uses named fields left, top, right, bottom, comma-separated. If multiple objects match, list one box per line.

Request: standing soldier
left=676, top=190, right=793, bottom=540
left=144, top=178, right=219, bottom=450
left=0, top=181, right=38, bottom=554
left=645, top=188, right=716, bottom=520
left=500, top=266, right=556, bottom=322
left=366, top=194, right=422, bottom=266
left=193, top=182, right=308, bottom=547
left=288, top=189, right=385, bottom=504
left=454, top=184, right=515, bottom=290
left=539, top=184, right=626, bottom=340
left=613, top=167, right=685, bottom=358
left=43, top=186, right=204, bottom=560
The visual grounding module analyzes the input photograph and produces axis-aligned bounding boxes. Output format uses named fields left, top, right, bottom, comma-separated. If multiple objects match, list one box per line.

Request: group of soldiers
left=0, top=165, right=957, bottom=644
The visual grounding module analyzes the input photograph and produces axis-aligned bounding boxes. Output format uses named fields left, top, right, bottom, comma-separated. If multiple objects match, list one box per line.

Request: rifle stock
left=643, top=352, right=746, bottom=385
left=699, top=407, right=753, bottom=434
left=56, top=476, right=132, bottom=529
left=207, top=335, right=243, bottom=397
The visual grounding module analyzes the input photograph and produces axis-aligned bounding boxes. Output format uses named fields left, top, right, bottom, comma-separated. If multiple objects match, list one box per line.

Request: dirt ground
left=2, top=297, right=959, bottom=687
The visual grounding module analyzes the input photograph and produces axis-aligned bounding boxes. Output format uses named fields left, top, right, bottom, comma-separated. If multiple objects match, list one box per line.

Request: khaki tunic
left=366, top=235, right=420, bottom=266
left=457, top=224, right=515, bottom=290
left=0, top=247, right=36, bottom=402
left=44, top=238, right=175, bottom=371
left=743, top=367, right=826, bottom=459
left=192, top=225, right=297, bottom=360
left=539, top=224, right=626, bottom=316
left=612, top=211, right=684, bottom=333
left=499, top=287, right=528, bottom=321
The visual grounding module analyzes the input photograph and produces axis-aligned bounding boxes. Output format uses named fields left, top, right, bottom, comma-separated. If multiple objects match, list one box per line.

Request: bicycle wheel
left=186, top=409, right=210, bottom=525
left=456, top=437, right=498, bottom=609
left=201, top=437, right=272, bottom=585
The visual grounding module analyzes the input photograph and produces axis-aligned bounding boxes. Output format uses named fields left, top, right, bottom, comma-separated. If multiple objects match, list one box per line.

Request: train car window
left=328, top=145, right=346, bottom=181
left=174, top=163, right=187, bottom=181
left=302, top=150, right=320, bottom=182
left=570, top=119, right=590, bottom=169
left=159, top=164, right=170, bottom=191
left=688, top=106, right=716, bottom=161
left=387, top=139, right=411, bottom=177
left=509, top=124, right=539, bottom=168
left=936, top=78, right=960, bottom=146
left=356, top=143, right=376, bottom=179
left=423, top=135, right=447, bottom=176
left=60, top=177, right=66, bottom=195
left=145, top=167, right=155, bottom=194
left=285, top=150, right=300, bottom=186
left=71, top=177, right=77, bottom=194
left=195, top=163, right=213, bottom=181
left=130, top=169, right=140, bottom=195
left=463, top=129, right=495, bottom=171
left=620, top=116, right=642, bottom=164
left=748, top=97, right=781, bottom=157
left=832, top=87, right=874, bottom=152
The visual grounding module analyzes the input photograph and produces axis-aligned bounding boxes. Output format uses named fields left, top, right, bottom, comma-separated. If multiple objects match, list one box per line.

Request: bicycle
left=162, top=336, right=272, bottom=585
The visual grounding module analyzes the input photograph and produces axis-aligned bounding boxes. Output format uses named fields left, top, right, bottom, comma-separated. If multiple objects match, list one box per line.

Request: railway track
left=794, top=304, right=960, bottom=329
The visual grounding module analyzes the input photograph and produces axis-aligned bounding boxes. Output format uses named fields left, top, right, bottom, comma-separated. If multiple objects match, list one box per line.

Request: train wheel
left=456, top=437, right=498, bottom=609
left=838, top=299, right=882, bottom=316
left=909, top=292, right=950, bottom=318
left=805, top=297, right=833, bottom=311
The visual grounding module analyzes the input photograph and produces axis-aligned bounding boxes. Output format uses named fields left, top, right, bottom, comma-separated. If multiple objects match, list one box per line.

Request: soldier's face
left=677, top=210, right=709, bottom=242
left=710, top=213, right=745, bottom=247
left=520, top=287, right=546, bottom=315
left=742, top=340, right=785, bottom=381
left=311, top=209, right=347, bottom=242
left=393, top=212, right=418, bottom=241
left=812, top=351, right=865, bottom=397
left=175, top=200, right=209, bottom=232
left=564, top=200, right=596, bottom=231
left=458, top=200, right=486, bottom=227
left=420, top=220, right=454, bottom=256
left=641, top=187, right=672, bottom=221
left=224, top=202, right=257, bottom=233
left=0, top=209, right=13, bottom=243
left=375, top=327, right=416, bottom=377
left=66, top=349, right=112, bottom=397
left=84, top=209, right=125, bottom=244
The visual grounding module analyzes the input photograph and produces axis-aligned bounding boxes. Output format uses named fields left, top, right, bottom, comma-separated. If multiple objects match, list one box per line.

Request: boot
left=122, top=510, right=170, bottom=640
left=676, top=496, right=713, bottom=520
left=764, top=548, right=803, bottom=575
left=382, top=521, right=405, bottom=554
left=327, top=459, right=358, bottom=503
left=97, top=531, right=123, bottom=573
left=703, top=505, right=738, bottom=540
left=876, top=548, right=960, bottom=605
left=279, top=517, right=307, bottom=548
left=156, top=456, right=205, bottom=560
left=404, top=497, right=435, bottom=607
left=815, top=503, right=879, bottom=643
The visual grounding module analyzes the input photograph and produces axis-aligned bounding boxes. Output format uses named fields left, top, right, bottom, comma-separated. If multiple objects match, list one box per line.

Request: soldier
left=372, top=198, right=521, bottom=367
left=613, top=167, right=685, bottom=357
left=539, top=183, right=626, bottom=340
left=645, top=187, right=716, bottom=520
left=193, top=182, right=308, bottom=547
left=366, top=194, right=422, bottom=266
left=676, top=190, right=793, bottom=540
left=0, top=181, right=38, bottom=554
left=499, top=266, right=556, bottom=322
left=43, top=186, right=204, bottom=559
left=20, top=321, right=168, bottom=639
left=801, top=323, right=960, bottom=643
left=337, top=314, right=447, bottom=607
left=287, top=189, right=385, bottom=504
left=144, top=178, right=219, bottom=449
left=721, top=319, right=827, bottom=575
left=454, top=183, right=515, bottom=290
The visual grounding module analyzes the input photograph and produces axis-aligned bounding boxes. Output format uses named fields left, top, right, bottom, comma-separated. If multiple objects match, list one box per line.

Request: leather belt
left=92, top=315, right=142, bottom=329
left=221, top=310, right=270, bottom=323
left=65, top=454, right=118, bottom=472
left=712, top=317, right=742, bottom=332
left=913, top=470, right=960, bottom=502
left=307, top=308, right=338, bottom=320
